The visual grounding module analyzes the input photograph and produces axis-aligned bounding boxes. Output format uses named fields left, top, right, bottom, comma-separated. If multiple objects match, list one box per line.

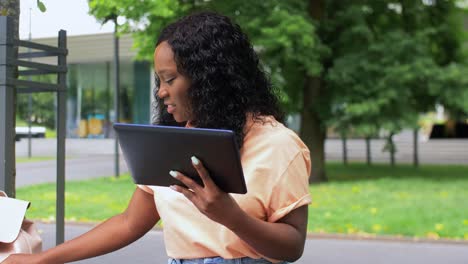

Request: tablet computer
left=114, top=123, right=247, bottom=194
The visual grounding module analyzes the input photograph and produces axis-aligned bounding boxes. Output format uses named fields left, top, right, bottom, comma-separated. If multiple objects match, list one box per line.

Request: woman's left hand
left=169, top=156, right=244, bottom=229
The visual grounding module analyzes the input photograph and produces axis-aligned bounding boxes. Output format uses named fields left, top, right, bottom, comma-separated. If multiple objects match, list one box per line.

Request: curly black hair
left=153, top=11, right=284, bottom=148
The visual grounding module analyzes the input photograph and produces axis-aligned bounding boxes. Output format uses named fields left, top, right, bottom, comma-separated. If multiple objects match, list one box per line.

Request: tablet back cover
left=114, top=124, right=247, bottom=194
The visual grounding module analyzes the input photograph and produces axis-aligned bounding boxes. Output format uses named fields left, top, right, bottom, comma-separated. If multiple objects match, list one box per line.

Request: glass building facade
left=66, top=61, right=151, bottom=138
left=27, top=33, right=153, bottom=139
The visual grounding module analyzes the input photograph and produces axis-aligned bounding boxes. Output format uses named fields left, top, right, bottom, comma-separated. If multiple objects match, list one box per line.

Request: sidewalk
left=37, top=223, right=468, bottom=264
left=15, top=137, right=468, bottom=164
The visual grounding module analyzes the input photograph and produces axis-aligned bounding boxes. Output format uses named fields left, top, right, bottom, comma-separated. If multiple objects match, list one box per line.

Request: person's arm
left=169, top=157, right=307, bottom=262
left=226, top=205, right=307, bottom=262
left=3, top=187, right=159, bottom=264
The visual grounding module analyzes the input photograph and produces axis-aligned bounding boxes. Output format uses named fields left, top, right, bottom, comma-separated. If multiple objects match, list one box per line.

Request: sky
left=19, top=0, right=114, bottom=39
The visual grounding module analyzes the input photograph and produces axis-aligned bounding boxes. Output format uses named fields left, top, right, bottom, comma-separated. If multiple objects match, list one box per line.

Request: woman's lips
left=167, top=104, right=175, bottom=114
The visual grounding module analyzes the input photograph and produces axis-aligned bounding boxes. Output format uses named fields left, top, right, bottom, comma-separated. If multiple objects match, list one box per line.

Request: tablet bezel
left=114, top=123, right=247, bottom=194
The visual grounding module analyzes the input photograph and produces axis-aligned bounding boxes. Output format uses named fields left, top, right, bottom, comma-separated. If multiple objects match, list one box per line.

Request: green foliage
left=327, top=30, right=435, bottom=133
left=88, top=0, right=327, bottom=112
left=86, top=0, right=468, bottom=179
left=322, top=0, right=468, bottom=136
left=16, top=74, right=57, bottom=129
left=207, top=1, right=328, bottom=112
left=36, top=0, right=46, bottom=12
left=88, top=0, right=189, bottom=60
left=88, top=0, right=468, bottom=131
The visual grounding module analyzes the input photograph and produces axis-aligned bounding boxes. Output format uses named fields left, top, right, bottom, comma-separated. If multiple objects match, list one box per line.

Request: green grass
left=16, top=163, right=468, bottom=240
left=17, top=157, right=56, bottom=163
left=17, top=176, right=134, bottom=222
left=45, top=129, right=56, bottom=138
left=16, top=119, right=28, bottom=126
left=309, top=163, right=468, bottom=240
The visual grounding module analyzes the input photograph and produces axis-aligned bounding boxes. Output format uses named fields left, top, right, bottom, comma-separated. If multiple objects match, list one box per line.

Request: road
left=16, top=155, right=128, bottom=187
left=36, top=223, right=468, bottom=264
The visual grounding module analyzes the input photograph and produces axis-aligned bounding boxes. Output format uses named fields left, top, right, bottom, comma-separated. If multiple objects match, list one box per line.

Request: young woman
left=4, top=12, right=311, bottom=264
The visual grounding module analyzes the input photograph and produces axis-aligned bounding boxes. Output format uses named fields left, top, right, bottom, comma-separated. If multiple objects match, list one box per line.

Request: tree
left=88, top=0, right=468, bottom=182
left=88, top=0, right=327, bottom=181
left=315, top=0, right=468, bottom=170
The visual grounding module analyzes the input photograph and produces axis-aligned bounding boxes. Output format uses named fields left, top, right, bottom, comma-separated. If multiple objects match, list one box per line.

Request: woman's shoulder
left=241, top=115, right=311, bottom=181
left=244, top=115, right=309, bottom=153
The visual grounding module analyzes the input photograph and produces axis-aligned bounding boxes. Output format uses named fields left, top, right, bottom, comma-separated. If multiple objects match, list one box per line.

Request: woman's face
left=154, top=41, right=192, bottom=123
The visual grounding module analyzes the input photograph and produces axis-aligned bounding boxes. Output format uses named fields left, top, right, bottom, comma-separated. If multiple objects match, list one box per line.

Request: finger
left=191, top=156, right=216, bottom=189
left=169, top=170, right=202, bottom=191
left=169, top=184, right=196, bottom=200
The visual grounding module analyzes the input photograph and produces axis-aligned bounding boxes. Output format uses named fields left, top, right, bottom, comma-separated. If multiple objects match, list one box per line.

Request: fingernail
left=191, top=156, right=200, bottom=165
left=169, top=185, right=177, bottom=191
left=169, top=170, right=178, bottom=177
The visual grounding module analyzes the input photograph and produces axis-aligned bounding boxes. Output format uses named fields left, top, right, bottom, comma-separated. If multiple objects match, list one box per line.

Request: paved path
left=16, top=155, right=128, bottom=187
left=37, top=223, right=468, bottom=264
left=15, top=137, right=468, bottom=188
left=15, top=136, right=468, bottom=165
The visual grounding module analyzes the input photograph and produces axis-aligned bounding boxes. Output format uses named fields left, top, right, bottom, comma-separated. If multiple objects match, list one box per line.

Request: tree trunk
left=342, top=133, right=348, bottom=165
left=389, top=133, right=395, bottom=167
left=300, top=0, right=327, bottom=183
left=300, top=76, right=327, bottom=183
left=413, top=128, right=419, bottom=167
left=0, top=0, right=19, bottom=197
left=365, top=136, right=372, bottom=165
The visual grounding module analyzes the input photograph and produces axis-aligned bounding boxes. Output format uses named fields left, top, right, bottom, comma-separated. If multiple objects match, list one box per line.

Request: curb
left=307, top=232, right=468, bottom=245
left=35, top=220, right=468, bottom=246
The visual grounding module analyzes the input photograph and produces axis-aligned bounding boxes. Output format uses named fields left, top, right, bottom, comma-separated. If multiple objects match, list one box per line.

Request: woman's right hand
left=2, top=188, right=159, bottom=264
left=2, top=253, right=48, bottom=264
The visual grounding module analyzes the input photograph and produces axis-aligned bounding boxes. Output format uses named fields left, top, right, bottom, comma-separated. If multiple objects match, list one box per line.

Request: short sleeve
left=137, top=184, right=154, bottom=194
left=267, top=150, right=312, bottom=223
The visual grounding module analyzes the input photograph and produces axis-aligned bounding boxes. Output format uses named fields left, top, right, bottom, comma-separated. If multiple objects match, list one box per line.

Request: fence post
left=56, top=30, right=67, bottom=245
left=0, top=16, right=16, bottom=197
left=114, top=23, right=120, bottom=178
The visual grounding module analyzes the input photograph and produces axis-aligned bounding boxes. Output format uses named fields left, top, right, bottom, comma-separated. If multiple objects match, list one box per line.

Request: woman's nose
left=158, top=86, right=168, bottom=99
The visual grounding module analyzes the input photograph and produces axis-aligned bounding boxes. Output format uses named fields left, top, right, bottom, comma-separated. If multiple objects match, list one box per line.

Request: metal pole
left=27, top=8, right=32, bottom=158
left=56, top=30, right=67, bottom=245
left=0, top=16, right=15, bottom=196
left=114, top=20, right=120, bottom=177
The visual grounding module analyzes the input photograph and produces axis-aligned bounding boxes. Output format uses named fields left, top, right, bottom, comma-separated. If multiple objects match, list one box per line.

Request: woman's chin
left=173, top=115, right=187, bottom=123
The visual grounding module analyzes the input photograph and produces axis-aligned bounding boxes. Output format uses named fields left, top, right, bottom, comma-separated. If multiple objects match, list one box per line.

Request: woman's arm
left=4, top=187, right=159, bottom=264
left=227, top=205, right=307, bottom=262
left=170, top=157, right=308, bottom=262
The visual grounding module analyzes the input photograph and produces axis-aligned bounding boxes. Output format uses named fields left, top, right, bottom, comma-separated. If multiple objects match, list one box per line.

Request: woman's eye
left=166, top=77, right=175, bottom=84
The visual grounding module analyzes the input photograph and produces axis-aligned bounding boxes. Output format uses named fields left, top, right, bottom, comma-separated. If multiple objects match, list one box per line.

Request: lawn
left=16, top=156, right=56, bottom=163
left=16, top=163, right=468, bottom=240
left=309, top=163, right=468, bottom=240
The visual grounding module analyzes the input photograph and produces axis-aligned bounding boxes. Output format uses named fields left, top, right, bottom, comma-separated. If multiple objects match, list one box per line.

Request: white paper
left=0, top=196, right=30, bottom=243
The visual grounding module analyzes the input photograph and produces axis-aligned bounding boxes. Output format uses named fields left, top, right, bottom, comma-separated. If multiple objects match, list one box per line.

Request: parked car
left=15, top=126, right=46, bottom=141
